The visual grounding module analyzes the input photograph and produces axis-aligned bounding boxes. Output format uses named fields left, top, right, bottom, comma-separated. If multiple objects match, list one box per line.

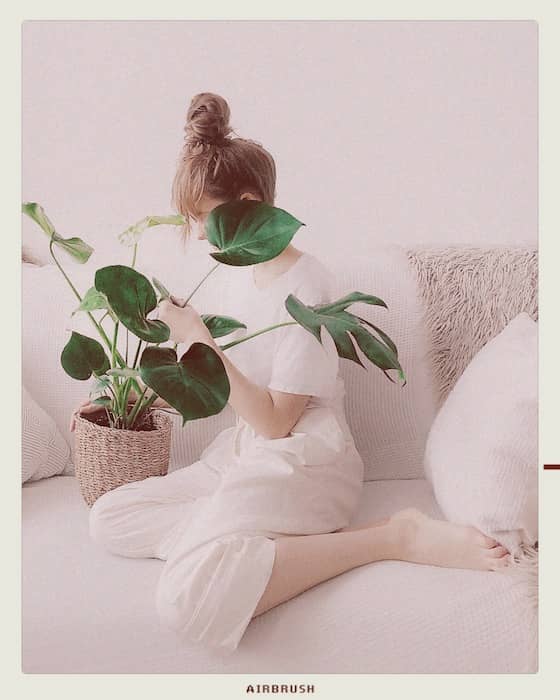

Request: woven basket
left=73, top=410, right=172, bottom=507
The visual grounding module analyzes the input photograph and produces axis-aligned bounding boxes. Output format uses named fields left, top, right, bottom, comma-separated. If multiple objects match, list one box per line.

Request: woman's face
left=190, top=192, right=260, bottom=240
left=190, top=194, right=228, bottom=241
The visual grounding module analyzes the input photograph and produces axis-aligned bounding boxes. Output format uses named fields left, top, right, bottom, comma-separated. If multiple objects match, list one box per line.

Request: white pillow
left=424, top=312, right=538, bottom=557
left=22, top=386, right=71, bottom=483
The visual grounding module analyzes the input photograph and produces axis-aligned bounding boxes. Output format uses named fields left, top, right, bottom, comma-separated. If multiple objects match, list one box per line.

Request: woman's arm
left=216, top=347, right=310, bottom=439
left=158, top=299, right=310, bottom=439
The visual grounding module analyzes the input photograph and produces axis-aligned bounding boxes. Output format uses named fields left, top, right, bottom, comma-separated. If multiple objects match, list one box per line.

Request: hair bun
left=185, top=92, right=233, bottom=148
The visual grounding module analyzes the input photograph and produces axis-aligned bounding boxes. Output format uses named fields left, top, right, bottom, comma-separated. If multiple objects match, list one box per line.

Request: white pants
left=89, top=406, right=364, bottom=651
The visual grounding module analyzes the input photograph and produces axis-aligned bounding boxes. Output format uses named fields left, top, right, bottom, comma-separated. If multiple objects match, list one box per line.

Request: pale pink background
left=22, top=21, right=537, bottom=272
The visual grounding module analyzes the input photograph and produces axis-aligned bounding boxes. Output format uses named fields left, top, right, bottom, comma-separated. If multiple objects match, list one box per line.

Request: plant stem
left=182, top=261, right=220, bottom=306
left=48, top=239, right=148, bottom=414
left=49, top=240, right=122, bottom=364
left=131, top=243, right=138, bottom=269
left=130, top=390, right=160, bottom=430
left=132, top=339, right=143, bottom=369
left=140, top=392, right=159, bottom=412
left=126, top=386, right=148, bottom=428
left=219, top=321, right=297, bottom=351
left=111, top=321, right=119, bottom=369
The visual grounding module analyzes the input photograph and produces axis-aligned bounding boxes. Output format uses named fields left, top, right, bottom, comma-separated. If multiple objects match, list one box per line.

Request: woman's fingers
left=69, top=400, right=104, bottom=432
left=169, top=294, right=187, bottom=308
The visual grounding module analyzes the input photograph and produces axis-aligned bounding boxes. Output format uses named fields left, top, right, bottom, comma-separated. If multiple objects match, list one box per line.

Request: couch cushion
left=325, top=246, right=438, bottom=480
left=22, top=385, right=71, bottom=483
left=22, top=475, right=534, bottom=673
left=425, top=313, right=538, bottom=557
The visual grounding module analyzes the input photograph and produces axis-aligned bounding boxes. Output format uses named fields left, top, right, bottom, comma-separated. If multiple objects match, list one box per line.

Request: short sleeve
left=268, top=324, right=339, bottom=398
left=267, top=268, right=339, bottom=398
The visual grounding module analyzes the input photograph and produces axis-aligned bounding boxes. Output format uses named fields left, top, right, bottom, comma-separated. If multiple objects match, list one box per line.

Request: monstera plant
left=22, top=201, right=406, bottom=432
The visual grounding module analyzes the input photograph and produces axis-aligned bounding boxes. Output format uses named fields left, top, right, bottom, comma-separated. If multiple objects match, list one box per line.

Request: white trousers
left=89, top=406, right=364, bottom=651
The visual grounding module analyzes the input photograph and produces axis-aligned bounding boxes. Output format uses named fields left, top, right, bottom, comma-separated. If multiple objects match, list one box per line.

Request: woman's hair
left=172, top=92, right=277, bottom=238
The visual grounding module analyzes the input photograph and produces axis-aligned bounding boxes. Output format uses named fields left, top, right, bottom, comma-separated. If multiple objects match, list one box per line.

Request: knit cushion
left=424, top=312, right=538, bottom=557
left=22, top=385, right=71, bottom=482
left=328, top=246, right=438, bottom=480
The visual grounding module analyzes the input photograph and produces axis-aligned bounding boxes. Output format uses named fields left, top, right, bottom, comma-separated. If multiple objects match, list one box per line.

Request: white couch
left=21, top=243, right=538, bottom=673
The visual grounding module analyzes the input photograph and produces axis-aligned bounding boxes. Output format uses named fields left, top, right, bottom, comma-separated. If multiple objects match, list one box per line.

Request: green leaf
left=92, top=396, right=112, bottom=407
left=314, top=292, right=388, bottom=315
left=22, top=202, right=56, bottom=236
left=107, top=368, right=140, bottom=379
left=206, top=200, right=304, bottom=266
left=61, top=332, right=110, bottom=380
left=201, top=314, right=246, bottom=339
left=22, top=202, right=93, bottom=263
left=152, top=277, right=171, bottom=301
left=118, top=214, right=186, bottom=247
left=51, top=234, right=93, bottom=263
left=89, top=374, right=112, bottom=397
left=95, top=265, right=170, bottom=343
left=139, top=344, right=230, bottom=425
left=354, top=316, right=399, bottom=357
left=72, top=287, right=109, bottom=315
left=285, top=293, right=405, bottom=383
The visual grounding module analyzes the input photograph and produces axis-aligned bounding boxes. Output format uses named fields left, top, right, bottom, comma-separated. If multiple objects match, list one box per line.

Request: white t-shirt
left=220, top=253, right=341, bottom=405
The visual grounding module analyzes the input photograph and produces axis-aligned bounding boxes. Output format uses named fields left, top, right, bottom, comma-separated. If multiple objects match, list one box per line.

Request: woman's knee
left=88, top=485, right=136, bottom=554
left=154, top=533, right=276, bottom=647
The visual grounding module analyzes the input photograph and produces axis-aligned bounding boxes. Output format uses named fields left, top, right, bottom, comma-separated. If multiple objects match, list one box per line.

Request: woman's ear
left=239, top=192, right=261, bottom=201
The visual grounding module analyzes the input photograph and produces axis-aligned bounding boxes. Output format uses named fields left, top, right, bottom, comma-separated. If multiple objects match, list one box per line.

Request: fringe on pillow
left=500, top=542, right=538, bottom=672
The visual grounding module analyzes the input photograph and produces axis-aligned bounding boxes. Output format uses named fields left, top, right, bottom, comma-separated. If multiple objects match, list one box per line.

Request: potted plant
left=22, top=200, right=406, bottom=507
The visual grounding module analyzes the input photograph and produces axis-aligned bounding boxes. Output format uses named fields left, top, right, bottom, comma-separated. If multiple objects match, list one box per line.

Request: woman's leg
left=252, top=508, right=510, bottom=617
left=89, top=459, right=221, bottom=560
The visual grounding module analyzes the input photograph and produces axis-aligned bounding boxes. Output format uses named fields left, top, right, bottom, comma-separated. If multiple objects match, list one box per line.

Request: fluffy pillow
left=22, top=386, right=71, bottom=483
left=424, top=312, right=538, bottom=557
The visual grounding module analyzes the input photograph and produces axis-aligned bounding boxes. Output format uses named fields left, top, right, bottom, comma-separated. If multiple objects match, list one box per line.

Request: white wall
left=22, top=21, right=537, bottom=284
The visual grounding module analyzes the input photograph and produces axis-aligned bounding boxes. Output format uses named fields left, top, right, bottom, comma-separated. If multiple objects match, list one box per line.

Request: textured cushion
left=424, top=313, right=538, bottom=557
left=406, top=246, right=538, bottom=408
left=22, top=475, right=535, bottom=673
left=22, top=385, right=71, bottom=482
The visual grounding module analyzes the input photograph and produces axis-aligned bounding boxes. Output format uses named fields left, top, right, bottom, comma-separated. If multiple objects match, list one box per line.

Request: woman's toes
left=489, top=552, right=511, bottom=571
left=479, top=533, right=499, bottom=548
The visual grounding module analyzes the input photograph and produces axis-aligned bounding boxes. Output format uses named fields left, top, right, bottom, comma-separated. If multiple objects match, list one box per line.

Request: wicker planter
left=73, top=410, right=172, bottom=507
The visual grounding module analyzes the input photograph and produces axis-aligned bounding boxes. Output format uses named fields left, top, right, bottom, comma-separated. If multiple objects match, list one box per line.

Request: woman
left=75, top=93, right=510, bottom=652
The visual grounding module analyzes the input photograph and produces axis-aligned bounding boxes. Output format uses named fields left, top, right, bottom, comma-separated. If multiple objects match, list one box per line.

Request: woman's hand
left=69, top=399, right=104, bottom=432
left=158, top=297, right=215, bottom=347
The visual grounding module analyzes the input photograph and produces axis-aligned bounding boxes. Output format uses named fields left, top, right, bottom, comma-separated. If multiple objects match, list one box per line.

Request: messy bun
left=184, top=93, right=233, bottom=150
left=173, top=92, right=277, bottom=238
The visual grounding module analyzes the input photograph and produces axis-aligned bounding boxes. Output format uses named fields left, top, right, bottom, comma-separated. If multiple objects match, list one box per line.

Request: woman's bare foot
left=388, top=508, right=511, bottom=571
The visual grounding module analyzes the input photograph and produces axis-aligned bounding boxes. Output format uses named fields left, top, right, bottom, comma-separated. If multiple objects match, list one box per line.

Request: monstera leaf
left=22, top=202, right=93, bottom=263
left=201, top=314, right=246, bottom=338
left=205, top=200, right=304, bottom=266
left=61, top=332, right=110, bottom=380
left=285, top=293, right=406, bottom=385
left=139, top=344, right=230, bottom=424
left=95, top=266, right=170, bottom=343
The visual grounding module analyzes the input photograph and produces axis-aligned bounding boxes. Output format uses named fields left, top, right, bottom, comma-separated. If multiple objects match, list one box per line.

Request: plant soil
left=82, top=409, right=157, bottom=432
